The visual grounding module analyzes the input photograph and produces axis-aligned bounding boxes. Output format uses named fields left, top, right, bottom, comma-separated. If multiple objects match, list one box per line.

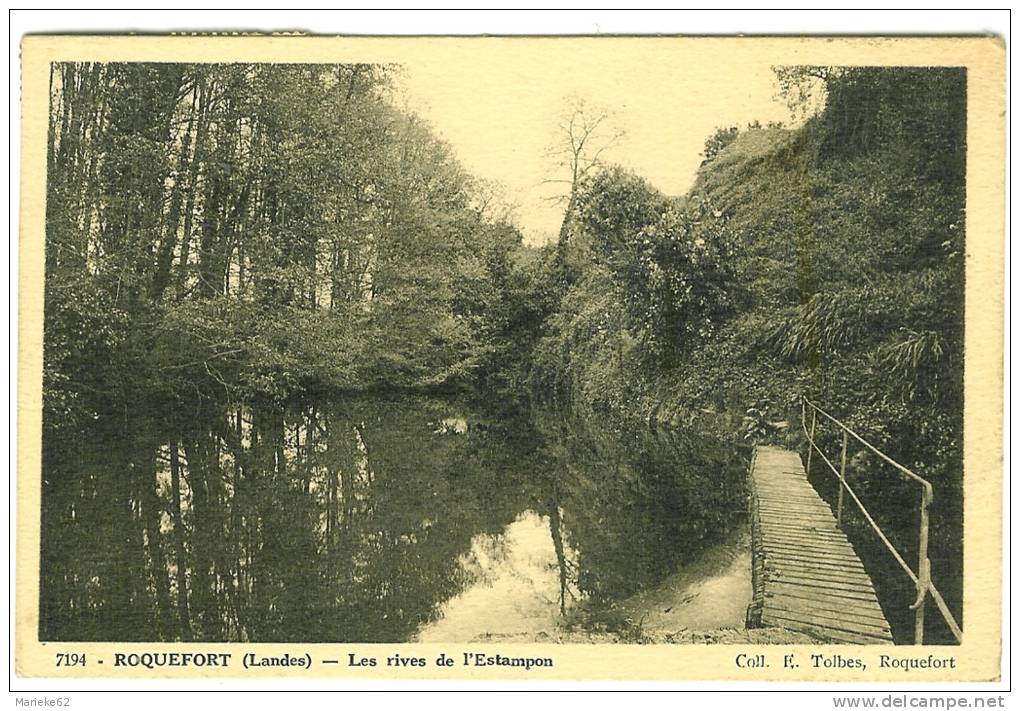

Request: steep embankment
left=531, top=67, right=966, bottom=642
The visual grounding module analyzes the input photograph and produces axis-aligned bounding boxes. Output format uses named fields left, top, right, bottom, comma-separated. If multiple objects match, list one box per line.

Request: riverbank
left=526, top=68, right=966, bottom=642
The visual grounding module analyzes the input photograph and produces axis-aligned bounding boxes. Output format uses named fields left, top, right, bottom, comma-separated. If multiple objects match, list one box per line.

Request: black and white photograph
left=37, top=56, right=968, bottom=647
left=13, top=21, right=1006, bottom=692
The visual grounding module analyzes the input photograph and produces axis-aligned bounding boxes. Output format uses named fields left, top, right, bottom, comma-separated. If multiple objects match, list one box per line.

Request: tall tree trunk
left=176, top=77, right=210, bottom=299
left=151, top=82, right=196, bottom=302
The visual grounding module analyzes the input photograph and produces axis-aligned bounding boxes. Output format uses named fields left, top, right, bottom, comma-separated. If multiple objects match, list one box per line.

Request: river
left=40, top=394, right=750, bottom=642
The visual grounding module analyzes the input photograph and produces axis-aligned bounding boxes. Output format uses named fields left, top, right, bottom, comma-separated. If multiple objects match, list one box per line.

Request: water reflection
left=416, top=511, right=569, bottom=642
left=40, top=396, right=748, bottom=642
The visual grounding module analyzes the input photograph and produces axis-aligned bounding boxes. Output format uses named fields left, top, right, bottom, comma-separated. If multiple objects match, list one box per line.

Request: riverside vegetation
left=41, top=64, right=964, bottom=644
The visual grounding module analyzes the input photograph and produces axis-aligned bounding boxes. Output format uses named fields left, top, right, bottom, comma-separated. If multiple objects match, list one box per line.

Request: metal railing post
left=837, top=430, right=848, bottom=527
left=913, top=487, right=932, bottom=644
left=805, top=407, right=817, bottom=474
left=801, top=398, right=960, bottom=644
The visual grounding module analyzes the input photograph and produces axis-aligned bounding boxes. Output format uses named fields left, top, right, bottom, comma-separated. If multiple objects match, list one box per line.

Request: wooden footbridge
left=745, top=398, right=963, bottom=645
left=747, top=445, right=893, bottom=643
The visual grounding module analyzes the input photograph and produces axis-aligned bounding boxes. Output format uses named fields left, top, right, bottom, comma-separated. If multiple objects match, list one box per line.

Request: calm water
left=41, top=395, right=749, bottom=642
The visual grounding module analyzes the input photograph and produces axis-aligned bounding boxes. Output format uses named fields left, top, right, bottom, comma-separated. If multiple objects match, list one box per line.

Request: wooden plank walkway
left=747, top=445, right=894, bottom=644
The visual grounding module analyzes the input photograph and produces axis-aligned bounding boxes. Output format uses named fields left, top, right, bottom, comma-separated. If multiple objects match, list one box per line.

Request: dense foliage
left=41, top=63, right=536, bottom=640
left=529, top=67, right=966, bottom=642
left=44, top=63, right=528, bottom=422
left=531, top=167, right=741, bottom=411
left=41, top=62, right=968, bottom=644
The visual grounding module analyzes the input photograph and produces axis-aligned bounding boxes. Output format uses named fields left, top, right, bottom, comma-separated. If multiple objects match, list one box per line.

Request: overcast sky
left=396, top=43, right=794, bottom=245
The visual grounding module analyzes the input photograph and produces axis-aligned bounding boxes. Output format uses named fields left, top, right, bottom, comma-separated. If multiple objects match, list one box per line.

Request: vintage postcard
left=16, top=33, right=1005, bottom=683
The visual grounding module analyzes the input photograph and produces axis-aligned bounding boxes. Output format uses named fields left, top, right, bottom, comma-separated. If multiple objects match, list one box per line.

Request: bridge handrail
left=800, top=396, right=962, bottom=644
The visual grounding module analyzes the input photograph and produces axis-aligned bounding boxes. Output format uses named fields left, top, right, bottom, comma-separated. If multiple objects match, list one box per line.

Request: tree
left=701, top=126, right=739, bottom=162
left=573, top=167, right=739, bottom=366
left=545, top=98, right=625, bottom=262
left=40, top=61, right=535, bottom=641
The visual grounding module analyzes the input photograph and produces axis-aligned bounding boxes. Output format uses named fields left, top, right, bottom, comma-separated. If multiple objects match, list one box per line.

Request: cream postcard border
left=16, top=35, right=1005, bottom=681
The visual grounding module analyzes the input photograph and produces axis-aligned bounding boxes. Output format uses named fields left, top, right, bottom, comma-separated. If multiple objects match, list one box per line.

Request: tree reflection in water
left=40, top=396, right=746, bottom=642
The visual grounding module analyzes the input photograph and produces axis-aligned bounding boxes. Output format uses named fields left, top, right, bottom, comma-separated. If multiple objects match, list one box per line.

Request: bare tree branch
left=544, top=97, right=624, bottom=207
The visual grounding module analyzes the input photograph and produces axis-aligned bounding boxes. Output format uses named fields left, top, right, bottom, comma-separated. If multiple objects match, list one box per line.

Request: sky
left=395, top=42, right=795, bottom=245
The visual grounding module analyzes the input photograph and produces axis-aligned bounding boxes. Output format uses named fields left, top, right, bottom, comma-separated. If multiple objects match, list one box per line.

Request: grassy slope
left=674, top=120, right=963, bottom=641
